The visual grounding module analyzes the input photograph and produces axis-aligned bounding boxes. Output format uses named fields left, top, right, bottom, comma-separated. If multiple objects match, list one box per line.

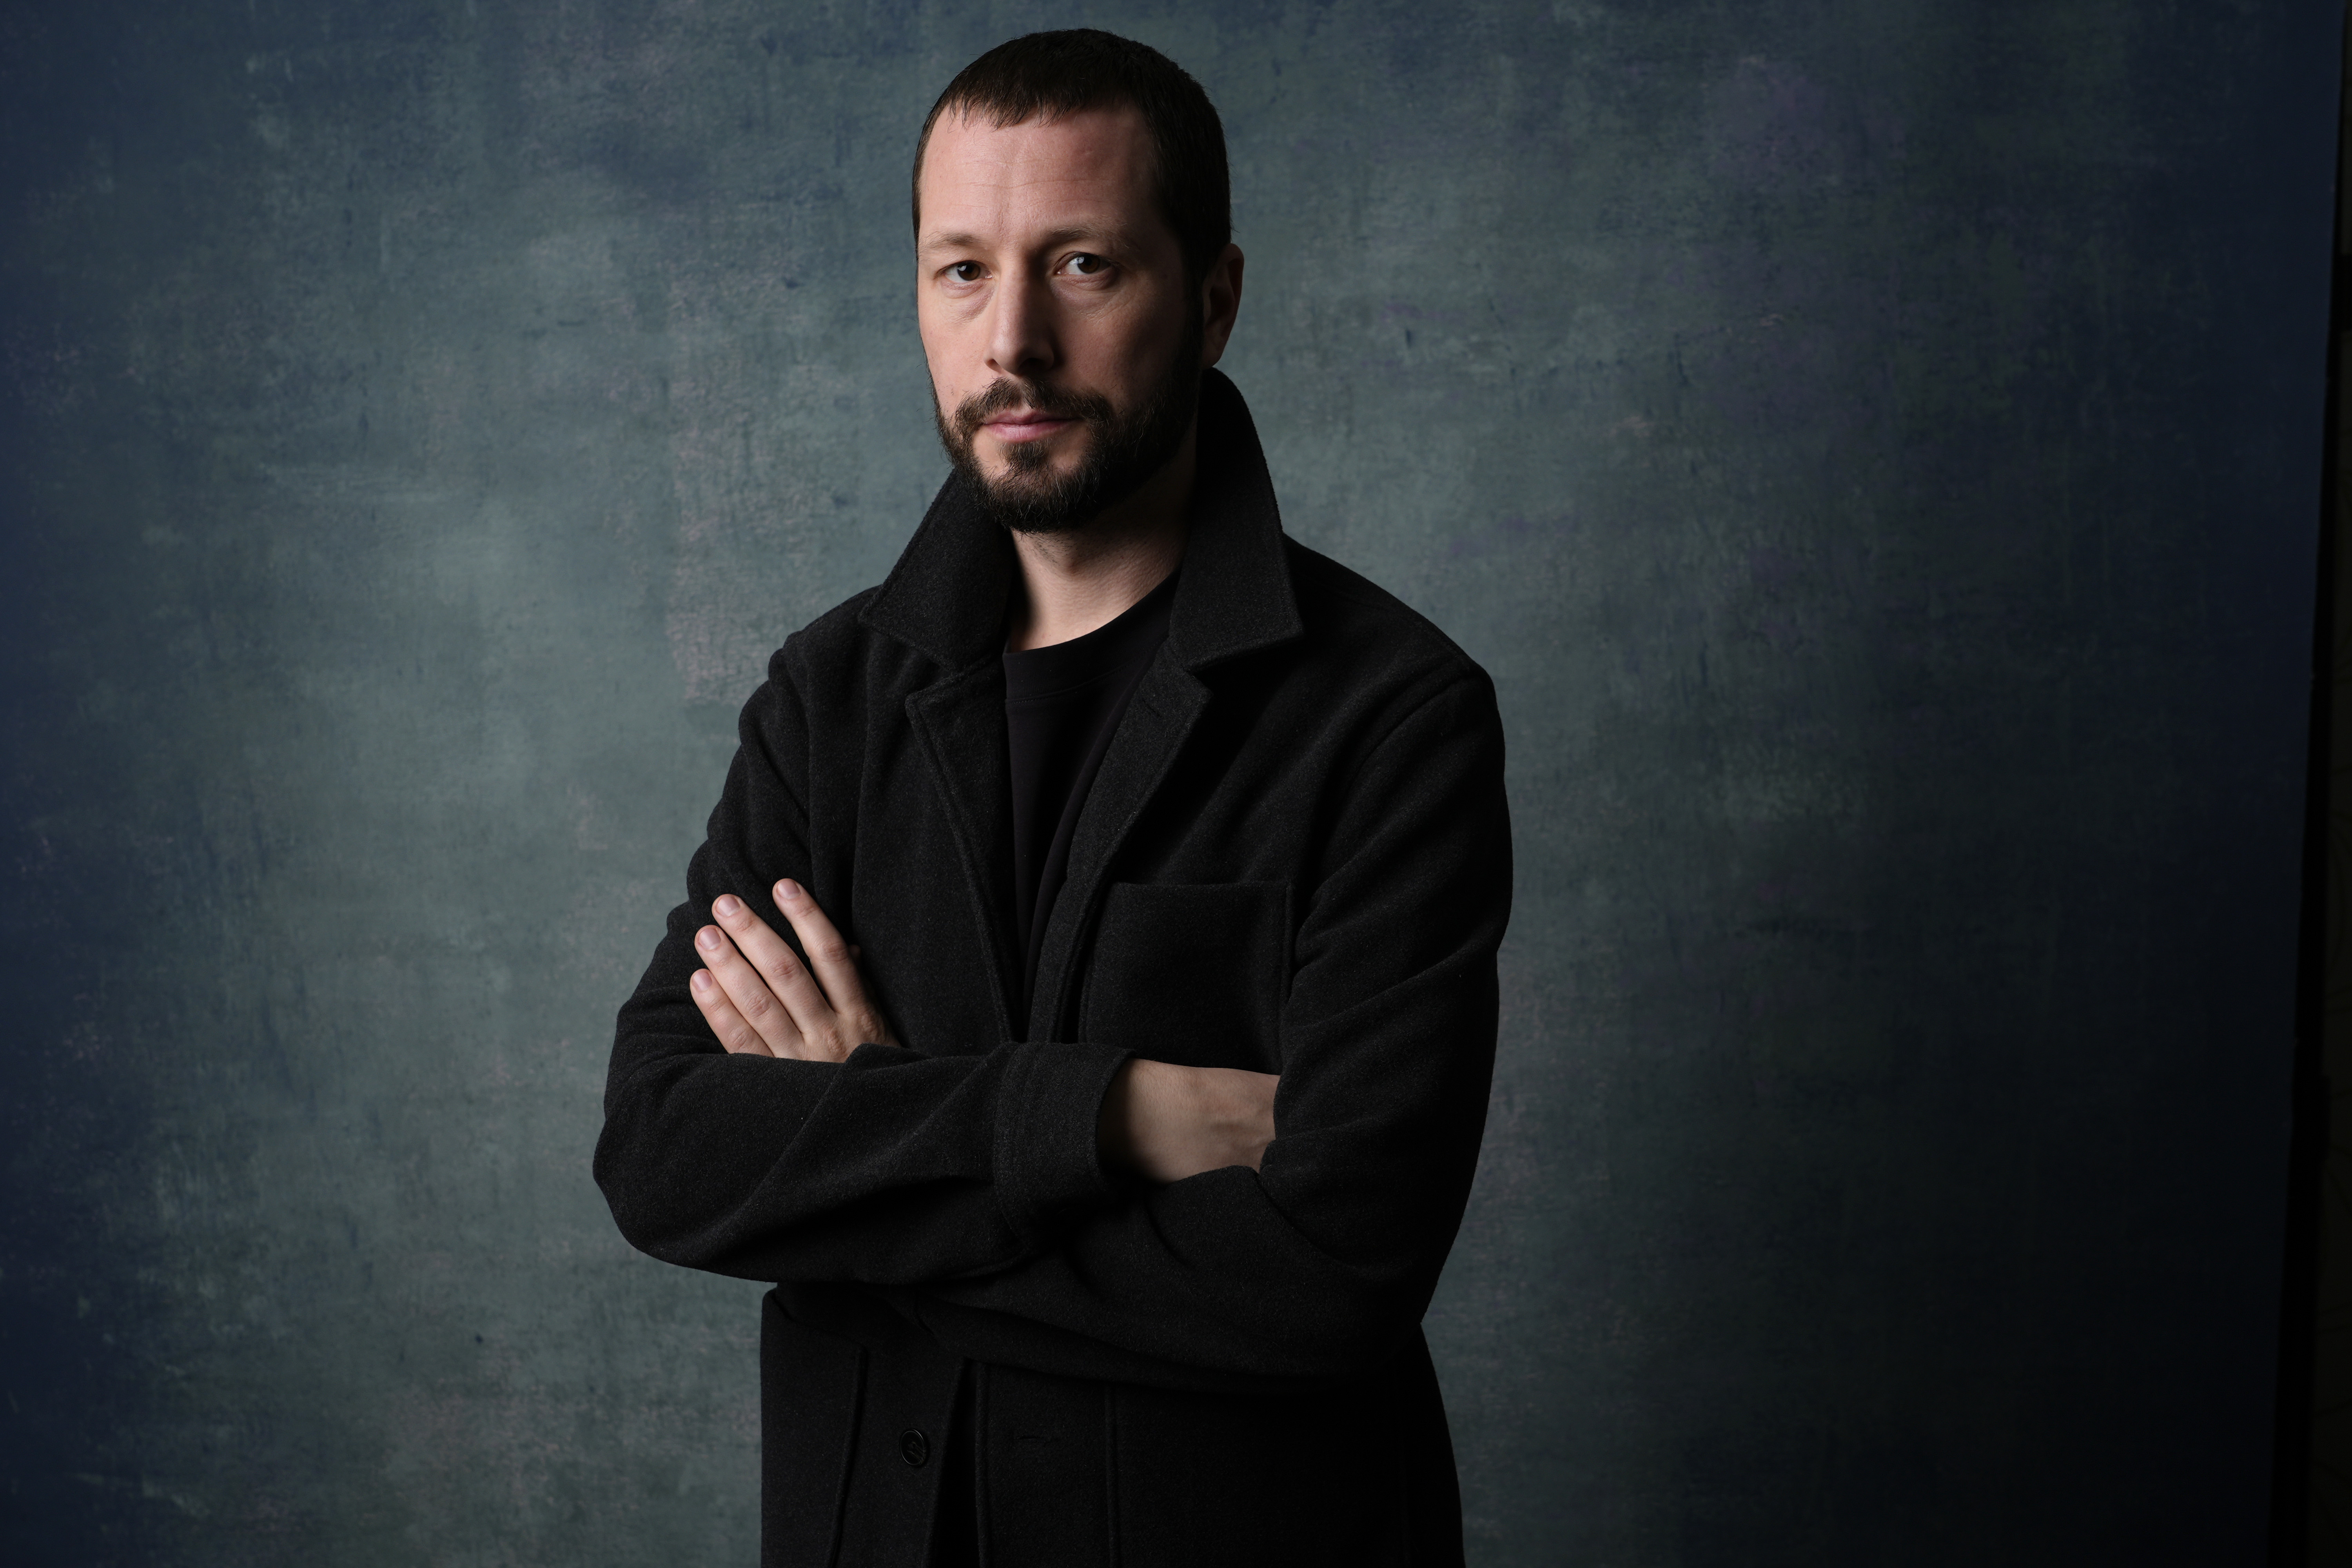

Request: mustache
left=952, top=378, right=1116, bottom=439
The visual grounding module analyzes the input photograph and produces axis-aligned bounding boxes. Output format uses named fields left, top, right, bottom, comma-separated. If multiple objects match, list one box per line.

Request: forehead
left=916, top=104, right=1160, bottom=245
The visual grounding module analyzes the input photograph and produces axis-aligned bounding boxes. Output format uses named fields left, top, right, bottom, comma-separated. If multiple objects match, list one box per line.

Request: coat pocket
left=1078, top=881, right=1289, bottom=1072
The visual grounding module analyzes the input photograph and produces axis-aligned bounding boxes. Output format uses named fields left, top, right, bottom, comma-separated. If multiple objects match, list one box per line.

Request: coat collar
left=857, top=368, right=1303, bottom=671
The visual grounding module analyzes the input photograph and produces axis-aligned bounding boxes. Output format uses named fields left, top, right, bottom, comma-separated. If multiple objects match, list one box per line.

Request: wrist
left=1096, top=1059, right=1277, bottom=1183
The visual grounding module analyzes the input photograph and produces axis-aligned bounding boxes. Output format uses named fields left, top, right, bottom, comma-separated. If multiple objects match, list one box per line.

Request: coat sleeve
left=592, top=641, right=1136, bottom=1286
left=896, top=670, right=1512, bottom=1387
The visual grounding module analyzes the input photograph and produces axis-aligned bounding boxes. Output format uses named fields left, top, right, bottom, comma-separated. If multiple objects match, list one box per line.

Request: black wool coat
left=596, top=371, right=1513, bottom=1568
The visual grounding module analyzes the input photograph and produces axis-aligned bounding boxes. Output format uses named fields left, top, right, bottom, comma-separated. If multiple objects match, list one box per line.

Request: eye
left=1060, top=252, right=1111, bottom=278
left=944, top=261, right=985, bottom=284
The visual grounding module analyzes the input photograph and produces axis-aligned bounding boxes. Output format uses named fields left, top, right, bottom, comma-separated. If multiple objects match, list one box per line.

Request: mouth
left=981, top=410, right=1079, bottom=444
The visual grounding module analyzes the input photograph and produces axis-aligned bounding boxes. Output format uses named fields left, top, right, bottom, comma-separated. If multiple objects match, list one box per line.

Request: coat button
left=899, top=1429, right=929, bottom=1468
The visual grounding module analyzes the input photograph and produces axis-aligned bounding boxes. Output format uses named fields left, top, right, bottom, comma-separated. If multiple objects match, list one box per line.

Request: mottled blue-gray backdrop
left=1, top=1, right=2337, bottom=1563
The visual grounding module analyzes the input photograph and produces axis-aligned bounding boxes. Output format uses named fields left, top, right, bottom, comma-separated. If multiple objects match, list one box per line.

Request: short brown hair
left=911, top=30, right=1232, bottom=289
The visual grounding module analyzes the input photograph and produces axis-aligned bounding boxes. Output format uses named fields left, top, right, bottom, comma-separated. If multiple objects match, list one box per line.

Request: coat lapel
left=864, top=472, right=1027, bottom=1034
left=904, top=663, right=1025, bottom=1040
left=1025, top=653, right=1210, bottom=1040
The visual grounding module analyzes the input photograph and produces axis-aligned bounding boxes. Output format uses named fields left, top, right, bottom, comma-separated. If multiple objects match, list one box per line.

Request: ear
left=1198, top=243, right=1245, bottom=368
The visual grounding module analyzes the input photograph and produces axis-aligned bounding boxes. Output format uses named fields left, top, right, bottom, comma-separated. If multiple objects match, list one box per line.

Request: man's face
left=915, top=104, right=1205, bottom=534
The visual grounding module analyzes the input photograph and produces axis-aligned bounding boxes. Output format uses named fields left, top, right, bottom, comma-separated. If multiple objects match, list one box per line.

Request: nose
left=985, top=269, right=1058, bottom=380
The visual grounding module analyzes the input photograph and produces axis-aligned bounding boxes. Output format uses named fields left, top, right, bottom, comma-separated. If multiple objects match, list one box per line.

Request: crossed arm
left=598, top=653, right=1508, bottom=1385
left=688, top=877, right=1278, bottom=1185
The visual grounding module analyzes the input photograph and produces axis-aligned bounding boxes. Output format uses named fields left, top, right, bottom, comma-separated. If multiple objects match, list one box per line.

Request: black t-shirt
left=1001, top=570, right=1178, bottom=1002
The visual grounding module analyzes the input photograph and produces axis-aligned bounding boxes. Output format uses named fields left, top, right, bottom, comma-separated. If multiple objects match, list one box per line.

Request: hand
left=1098, top=1059, right=1279, bottom=1183
left=690, top=880, right=898, bottom=1062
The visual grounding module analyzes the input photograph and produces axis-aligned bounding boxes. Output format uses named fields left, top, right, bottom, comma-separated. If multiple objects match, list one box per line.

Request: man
left=595, top=29, right=1511, bottom=1567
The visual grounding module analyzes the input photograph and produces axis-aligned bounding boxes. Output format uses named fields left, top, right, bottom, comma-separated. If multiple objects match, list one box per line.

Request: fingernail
left=777, top=879, right=801, bottom=901
left=714, top=895, right=741, bottom=917
left=692, top=970, right=711, bottom=991
left=697, top=928, right=721, bottom=951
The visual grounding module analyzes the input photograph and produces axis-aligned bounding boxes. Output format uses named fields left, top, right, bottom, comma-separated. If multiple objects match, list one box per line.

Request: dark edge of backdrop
left=2274, top=11, right=2351, bottom=1563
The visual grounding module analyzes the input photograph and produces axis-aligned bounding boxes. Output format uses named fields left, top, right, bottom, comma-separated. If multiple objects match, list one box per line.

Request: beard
left=933, top=310, right=1204, bottom=536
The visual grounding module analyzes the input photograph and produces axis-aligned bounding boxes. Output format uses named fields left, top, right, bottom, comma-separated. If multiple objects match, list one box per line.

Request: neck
left=1004, top=421, right=1195, bottom=652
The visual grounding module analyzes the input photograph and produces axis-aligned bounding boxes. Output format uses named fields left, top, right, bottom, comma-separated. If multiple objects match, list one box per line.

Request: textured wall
left=0, top=2, right=2336, bottom=1563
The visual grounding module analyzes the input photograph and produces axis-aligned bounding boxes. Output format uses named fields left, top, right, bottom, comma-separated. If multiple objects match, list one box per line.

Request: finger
left=696, top=920, right=808, bottom=1057
left=710, top=893, right=841, bottom=1043
left=772, top=880, right=874, bottom=1020
left=691, top=968, right=774, bottom=1057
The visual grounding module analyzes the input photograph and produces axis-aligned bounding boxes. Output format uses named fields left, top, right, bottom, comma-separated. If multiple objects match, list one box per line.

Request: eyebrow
left=918, top=224, right=1123, bottom=254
